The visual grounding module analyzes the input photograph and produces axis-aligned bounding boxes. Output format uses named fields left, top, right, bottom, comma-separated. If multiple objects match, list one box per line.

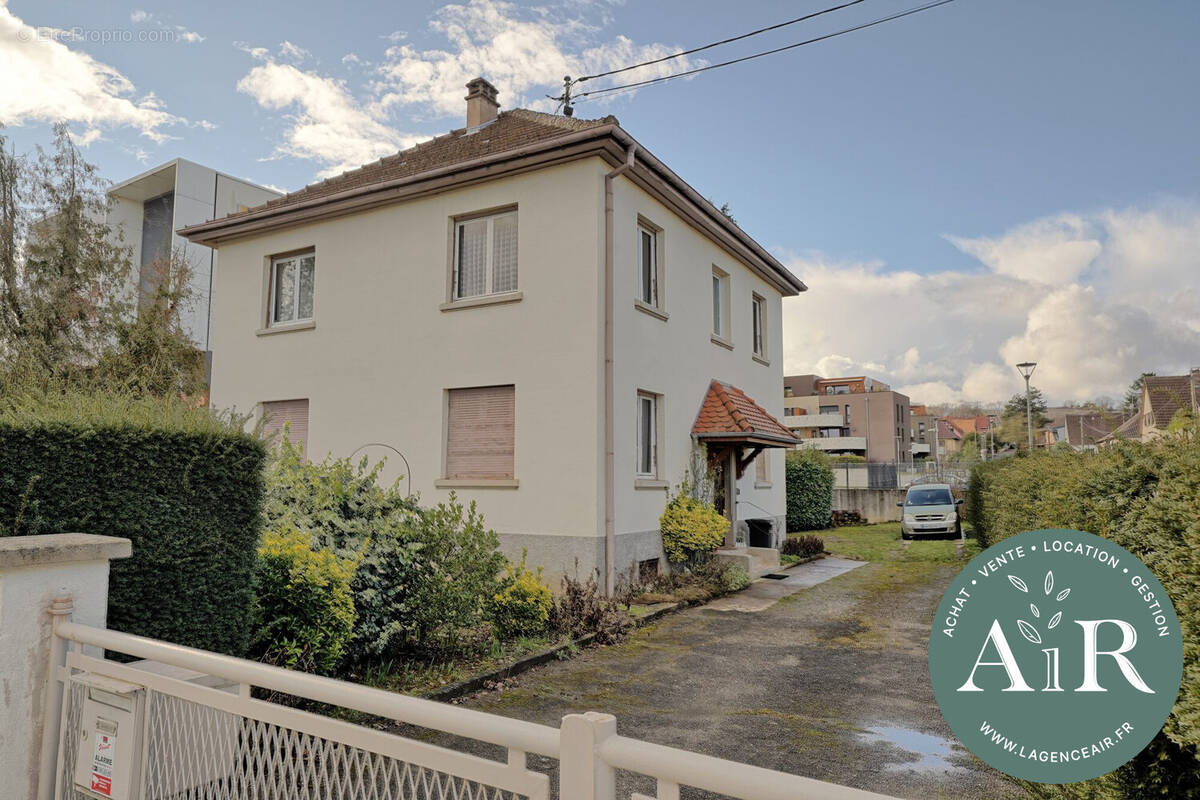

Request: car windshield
left=906, top=488, right=953, bottom=506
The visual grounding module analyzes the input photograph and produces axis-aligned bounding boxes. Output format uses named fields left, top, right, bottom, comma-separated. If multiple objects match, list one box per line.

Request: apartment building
left=783, top=374, right=911, bottom=463
left=182, top=78, right=805, bottom=591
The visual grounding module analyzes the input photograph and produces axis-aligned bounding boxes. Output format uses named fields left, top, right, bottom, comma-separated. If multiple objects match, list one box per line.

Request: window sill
left=752, top=354, right=770, bottom=367
left=434, top=478, right=519, bottom=489
left=710, top=334, right=734, bottom=351
left=257, top=320, right=315, bottom=336
left=633, top=299, right=669, bottom=322
left=634, top=478, right=669, bottom=490
left=754, top=481, right=773, bottom=490
left=440, top=290, right=523, bottom=312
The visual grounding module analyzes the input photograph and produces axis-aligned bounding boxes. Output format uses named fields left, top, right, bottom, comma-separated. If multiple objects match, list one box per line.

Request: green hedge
left=966, top=429, right=1199, bottom=797
left=0, top=392, right=266, bottom=655
left=785, top=449, right=834, bottom=531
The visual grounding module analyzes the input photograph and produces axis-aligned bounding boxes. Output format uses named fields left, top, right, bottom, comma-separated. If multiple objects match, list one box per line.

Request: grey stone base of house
left=495, top=529, right=665, bottom=591
left=496, top=516, right=785, bottom=591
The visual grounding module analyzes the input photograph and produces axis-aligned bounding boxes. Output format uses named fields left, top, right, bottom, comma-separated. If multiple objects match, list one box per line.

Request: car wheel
left=955, top=521, right=962, bottom=537
left=901, top=531, right=911, bottom=540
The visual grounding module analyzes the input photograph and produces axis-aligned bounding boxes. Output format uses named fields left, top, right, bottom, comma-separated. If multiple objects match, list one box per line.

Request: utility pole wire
left=576, top=0, right=957, bottom=101
left=576, top=0, right=868, bottom=84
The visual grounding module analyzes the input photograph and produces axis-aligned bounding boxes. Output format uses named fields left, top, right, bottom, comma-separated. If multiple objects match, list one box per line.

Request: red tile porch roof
left=692, top=380, right=798, bottom=446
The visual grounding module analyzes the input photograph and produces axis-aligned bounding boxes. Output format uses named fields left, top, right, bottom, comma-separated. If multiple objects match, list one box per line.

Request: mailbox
left=71, top=674, right=146, bottom=800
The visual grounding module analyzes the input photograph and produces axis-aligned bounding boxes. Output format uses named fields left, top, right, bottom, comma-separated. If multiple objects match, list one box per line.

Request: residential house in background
left=181, top=78, right=804, bottom=591
left=783, top=374, right=911, bottom=463
left=1039, top=410, right=1123, bottom=451
left=1136, top=371, right=1199, bottom=440
left=936, top=418, right=964, bottom=458
left=106, top=159, right=281, bottom=373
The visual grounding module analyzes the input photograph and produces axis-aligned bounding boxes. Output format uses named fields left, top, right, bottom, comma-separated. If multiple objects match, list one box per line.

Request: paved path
left=706, top=556, right=865, bottom=612
left=433, top=554, right=1024, bottom=800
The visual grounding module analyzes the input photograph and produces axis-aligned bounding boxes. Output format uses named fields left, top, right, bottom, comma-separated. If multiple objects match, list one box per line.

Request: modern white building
left=106, top=159, right=281, bottom=363
left=181, top=78, right=805, bottom=591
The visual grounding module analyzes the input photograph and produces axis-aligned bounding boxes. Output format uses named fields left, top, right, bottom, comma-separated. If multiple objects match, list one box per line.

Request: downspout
left=603, top=144, right=637, bottom=596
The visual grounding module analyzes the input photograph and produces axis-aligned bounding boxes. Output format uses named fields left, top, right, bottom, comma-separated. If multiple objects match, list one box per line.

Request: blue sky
left=3, top=0, right=1199, bottom=404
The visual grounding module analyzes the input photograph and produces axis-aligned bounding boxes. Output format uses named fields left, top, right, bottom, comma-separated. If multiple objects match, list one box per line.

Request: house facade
left=181, top=79, right=804, bottom=591
left=107, top=159, right=281, bottom=362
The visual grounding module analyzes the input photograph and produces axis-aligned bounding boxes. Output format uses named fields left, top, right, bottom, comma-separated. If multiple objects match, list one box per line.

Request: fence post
left=560, top=712, right=617, bottom=800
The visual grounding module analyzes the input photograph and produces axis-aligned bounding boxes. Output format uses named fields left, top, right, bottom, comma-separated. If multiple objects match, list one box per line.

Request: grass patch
left=350, top=634, right=566, bottom=695
left=794, top=522, right=979, bottom=564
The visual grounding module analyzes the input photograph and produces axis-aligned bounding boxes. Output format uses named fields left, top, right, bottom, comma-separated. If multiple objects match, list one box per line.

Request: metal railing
left=48, top=608, right=898, bottom=800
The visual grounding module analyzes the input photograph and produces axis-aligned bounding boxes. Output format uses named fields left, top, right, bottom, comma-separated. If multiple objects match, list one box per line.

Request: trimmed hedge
left=785, top=449, right=834, bottom=531
left=0, top=392, right=266, bottom=655
left=966, top=428, right=1199, bottom=797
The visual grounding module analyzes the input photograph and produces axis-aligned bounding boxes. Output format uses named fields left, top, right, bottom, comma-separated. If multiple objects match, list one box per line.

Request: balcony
left=799, top=436, right=867, bottom=452
left=785, top=413, right=844, bottom=428
left=911, top=442, right=931, bottom=455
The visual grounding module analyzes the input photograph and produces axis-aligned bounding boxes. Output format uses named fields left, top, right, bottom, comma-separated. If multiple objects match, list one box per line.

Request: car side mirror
left=896, top=501, right=904, bottom=507
left=955, top=499, right=964, bottom=505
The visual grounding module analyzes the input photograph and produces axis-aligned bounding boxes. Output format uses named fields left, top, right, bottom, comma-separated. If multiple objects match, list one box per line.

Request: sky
left=2, top=0, right=1198, bottom=406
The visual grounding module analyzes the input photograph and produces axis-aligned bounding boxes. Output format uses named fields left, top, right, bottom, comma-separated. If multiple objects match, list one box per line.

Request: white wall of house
left=609, top=177, right=786, bottom=567
left=209, top=159, right=606, bottom=572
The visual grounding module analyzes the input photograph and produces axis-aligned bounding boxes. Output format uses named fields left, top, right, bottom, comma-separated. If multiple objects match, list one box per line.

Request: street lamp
left=1015, top=361, right=1038, bottom=452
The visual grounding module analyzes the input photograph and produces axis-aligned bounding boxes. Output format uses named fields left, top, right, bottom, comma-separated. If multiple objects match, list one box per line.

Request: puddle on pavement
left=858, top=725, right=965, bottom=773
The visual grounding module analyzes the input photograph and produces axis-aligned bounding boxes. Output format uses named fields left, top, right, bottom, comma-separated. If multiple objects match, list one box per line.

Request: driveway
left=414, top=527, right=1024, bottom=799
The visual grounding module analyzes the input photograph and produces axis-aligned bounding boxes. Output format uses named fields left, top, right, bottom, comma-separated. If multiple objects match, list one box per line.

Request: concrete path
left=706, top=556, right=865, bottom=612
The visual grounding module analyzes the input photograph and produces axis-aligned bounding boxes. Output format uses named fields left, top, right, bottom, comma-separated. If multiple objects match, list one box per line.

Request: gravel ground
left=394, top=540, right=1026, bottom=799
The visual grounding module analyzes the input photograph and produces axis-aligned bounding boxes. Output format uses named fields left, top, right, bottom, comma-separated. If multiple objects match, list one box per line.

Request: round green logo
left=929, top=529, right=1182, bottom=783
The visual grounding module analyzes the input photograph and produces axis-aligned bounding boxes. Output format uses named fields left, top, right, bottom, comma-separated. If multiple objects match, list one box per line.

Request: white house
left=181, top=78, right=805, bottom=591
left=107, top=159, right=281, bottom=364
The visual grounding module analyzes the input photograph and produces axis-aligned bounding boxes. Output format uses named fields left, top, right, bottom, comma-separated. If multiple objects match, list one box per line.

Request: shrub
left=488, top=552, right=552, bottom=640
left=0, top=391, right=265, bottom=655
left=265, top=438, right=505, bottom=660
left=786, top=449, right=834, bottom=531
left=659, top=493, right=728, bottom=564
left=966, top=426, right=1200, bottom=797
left=252, top=528, right=356, bottom=674
left=782, top=534, right=824, bottom=557
left=550, top=573, right=629, bottom=644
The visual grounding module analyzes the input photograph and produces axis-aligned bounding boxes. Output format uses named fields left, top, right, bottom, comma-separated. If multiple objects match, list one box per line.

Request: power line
left=576, top=0, right=957, bottom=102
left=576, top=0, right=868, bottom=85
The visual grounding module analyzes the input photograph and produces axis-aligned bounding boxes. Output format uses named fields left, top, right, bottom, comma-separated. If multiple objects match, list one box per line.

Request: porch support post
left=725, top=450, right=738, bottom=548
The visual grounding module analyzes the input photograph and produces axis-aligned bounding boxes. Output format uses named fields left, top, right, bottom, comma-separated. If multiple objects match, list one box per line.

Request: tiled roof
left=1099, top=413, right=1140, bottom=442
left=937, top=419, right=962, bottom=440
left=215, top=109, right=617, bottom=223
left=1144, top=375, right=1193, bottom=428
left=1063, top=413, right=1122, bottom=446
left=693, top=381, right=797, bottom=443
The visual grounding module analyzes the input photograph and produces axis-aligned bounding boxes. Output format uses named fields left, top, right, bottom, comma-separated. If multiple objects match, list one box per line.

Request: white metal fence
left=47, top=608, right=898, bottom=800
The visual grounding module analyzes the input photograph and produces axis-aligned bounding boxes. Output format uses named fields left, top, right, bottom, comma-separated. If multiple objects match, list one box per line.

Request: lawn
left=799, top=522, right=980, bottom=564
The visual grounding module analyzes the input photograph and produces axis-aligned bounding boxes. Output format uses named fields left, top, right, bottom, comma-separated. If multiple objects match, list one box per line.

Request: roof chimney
left=465, top=77, right=499, bottom=128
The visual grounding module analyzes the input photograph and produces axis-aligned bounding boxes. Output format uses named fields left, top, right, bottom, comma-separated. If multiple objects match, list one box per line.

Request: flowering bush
left=659, top=493, right=728, bottom=564
left=488, top=552, right=552, bottom=640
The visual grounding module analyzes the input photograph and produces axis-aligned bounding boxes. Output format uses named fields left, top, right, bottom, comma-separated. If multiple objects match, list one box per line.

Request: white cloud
left=236, top=62, right=427, bottom=178
left=0, top=1, right=181, bottom=142
left=278, top=41, right=309, bottom=62
left=174, top=27, right=204, bottom=44
left=373, top=0, right=693, bottom=117
left=130, top=10, right=150, bottom=23
left=785, top=203, right=1200, bottom=405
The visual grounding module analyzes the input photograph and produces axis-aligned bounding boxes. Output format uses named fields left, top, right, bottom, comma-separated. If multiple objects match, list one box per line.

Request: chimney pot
left=465, top=77, right=499, bottom=128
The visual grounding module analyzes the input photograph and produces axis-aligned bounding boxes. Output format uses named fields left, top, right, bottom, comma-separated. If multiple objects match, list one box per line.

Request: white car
left=897, top=483, right=963, bottom=539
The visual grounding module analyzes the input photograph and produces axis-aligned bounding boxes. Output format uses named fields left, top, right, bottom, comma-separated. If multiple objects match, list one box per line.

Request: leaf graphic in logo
left=1017, top=620, right=1042, bottom=644
left=1057, top=589, right=1070, bottom=602
left=1008, top=575, right=1029, bottom=593
left=1044, top=571, right=1054, bottom=595
left=1030, top=603, right=1040, bottom=618
left=1048, top=611, right=1062, bottom=630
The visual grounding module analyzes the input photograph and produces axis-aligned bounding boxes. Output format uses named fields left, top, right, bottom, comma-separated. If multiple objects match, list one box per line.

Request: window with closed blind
left=261, top=399, right=309, bottom=454
left=443, top=385, right=516, bottom=481
left=453, top=210, right=517, bottom=300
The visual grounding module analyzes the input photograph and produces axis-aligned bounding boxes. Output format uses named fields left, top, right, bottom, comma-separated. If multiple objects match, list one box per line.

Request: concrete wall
left=0, top=534, right=130, bottom=800
left=832, top=488, right=906, bottom=523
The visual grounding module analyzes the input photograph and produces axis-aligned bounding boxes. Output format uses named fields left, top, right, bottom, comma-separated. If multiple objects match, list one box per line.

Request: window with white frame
left=751, top=294, right=766, bottom=358
left=637, top=223, right=659, bottom=307
left=712, top=267, right=729, bottom=339
left=453, top=210, right=518, bottom=300
left=636, top=392, right=658, bottom=477
left=270, top=252, right=315, bottom=326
